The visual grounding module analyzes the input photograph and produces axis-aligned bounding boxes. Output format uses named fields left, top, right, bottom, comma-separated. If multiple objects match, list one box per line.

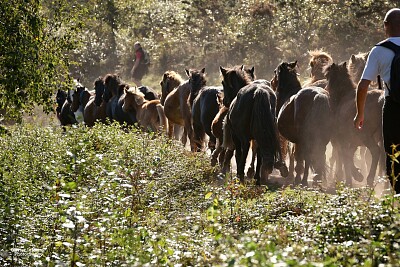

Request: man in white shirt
left=354, top=8, right=400, bottom=194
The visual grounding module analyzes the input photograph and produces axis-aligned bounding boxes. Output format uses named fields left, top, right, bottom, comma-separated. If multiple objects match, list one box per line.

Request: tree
left=0, top=0, right=85, bottom=121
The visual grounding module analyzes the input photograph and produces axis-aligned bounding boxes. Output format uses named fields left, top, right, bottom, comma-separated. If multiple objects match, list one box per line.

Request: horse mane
left=103, top=73, right=121, bottom=96
left=220, top=65, right=254, bottom=108
left=308, top=49, right=333, bottom=82
left=187, top=68, right=207, bottom=106
left=348, top=52, right=369, bottom=84
left=324, top=62, right=355, bottom=107
left=274, top=61, right=302, bottom=111
left=164, top=70, right=184, bottom=84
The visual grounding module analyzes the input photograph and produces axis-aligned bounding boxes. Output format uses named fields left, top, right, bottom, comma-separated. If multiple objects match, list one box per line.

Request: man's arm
left=354, top=79, right=371, bottom=129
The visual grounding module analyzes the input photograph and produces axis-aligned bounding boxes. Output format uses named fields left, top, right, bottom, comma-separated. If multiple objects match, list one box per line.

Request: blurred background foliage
left=0, top=0, right=396, bottom=120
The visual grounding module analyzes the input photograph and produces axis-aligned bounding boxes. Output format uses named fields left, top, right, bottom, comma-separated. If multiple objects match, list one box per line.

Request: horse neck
left=327, top=75, right=355, bottom=107
left=189, top=80, right=206, bottom=107
left=277, top=76, right=301, bottom=110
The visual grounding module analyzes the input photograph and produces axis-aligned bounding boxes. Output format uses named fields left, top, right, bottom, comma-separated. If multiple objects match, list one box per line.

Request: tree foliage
left=0, top=0, right=397, bottom=119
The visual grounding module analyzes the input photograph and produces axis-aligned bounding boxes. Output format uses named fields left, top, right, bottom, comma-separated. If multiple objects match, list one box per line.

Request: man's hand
left=353, top=113, right=364, bottom=130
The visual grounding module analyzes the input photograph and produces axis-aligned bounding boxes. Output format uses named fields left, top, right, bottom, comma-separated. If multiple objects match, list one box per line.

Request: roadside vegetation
left=0, top=123, right=399, bottom=266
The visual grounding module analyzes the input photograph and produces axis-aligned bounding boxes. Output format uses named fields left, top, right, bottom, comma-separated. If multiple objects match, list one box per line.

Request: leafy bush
left=0, top=123, right=399, bottom=266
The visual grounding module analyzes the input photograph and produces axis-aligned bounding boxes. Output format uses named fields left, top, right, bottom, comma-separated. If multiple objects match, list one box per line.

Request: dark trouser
left=383, top=96, right=400, bottom=194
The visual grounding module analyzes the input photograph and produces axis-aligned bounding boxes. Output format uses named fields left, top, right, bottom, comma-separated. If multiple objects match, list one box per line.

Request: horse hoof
left=352, top=168, right=364, bottom=182
left=246, top=167, right=255, bottom=179
left=280, top=165, right=289, bottom=178
left=301, top=180, right=308, bottom=187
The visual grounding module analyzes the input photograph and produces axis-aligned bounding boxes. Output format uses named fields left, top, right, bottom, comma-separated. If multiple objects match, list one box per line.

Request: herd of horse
left=56, top=50, right=386, bottom=190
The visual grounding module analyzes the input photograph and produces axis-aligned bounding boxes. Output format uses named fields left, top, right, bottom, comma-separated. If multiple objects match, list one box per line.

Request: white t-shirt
left=361, top=37, right=400, bottom=96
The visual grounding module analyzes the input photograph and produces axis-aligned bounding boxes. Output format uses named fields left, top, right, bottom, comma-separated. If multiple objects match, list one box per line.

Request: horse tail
left=251, top=88, right=282, bottom=165
left=156, top=103, right=168, bottom=133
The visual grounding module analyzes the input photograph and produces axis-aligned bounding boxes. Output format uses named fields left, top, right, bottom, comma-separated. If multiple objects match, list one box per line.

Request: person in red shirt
left=131, top=42, right=149, bottom=87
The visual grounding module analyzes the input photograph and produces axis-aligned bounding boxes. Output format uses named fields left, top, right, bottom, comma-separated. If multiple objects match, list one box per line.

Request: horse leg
left=366, top=142, right=381, bottom=188
left=302, top=159, right=310, bottom=187
left=211, top=139, right=222, bottom=167
left=288, top=143, right=295, bottom=179
left=294, top=144, right=304, bottom=186
left=221, top=148, right=233, bottom=174
left=246, top=141, right=257, bottom=179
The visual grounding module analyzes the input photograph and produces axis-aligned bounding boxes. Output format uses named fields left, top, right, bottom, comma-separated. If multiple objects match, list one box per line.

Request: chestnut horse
left=160, top=70, right=186, bottom=141
left=324, top=62, right=384, bottom=187
left=272, top=61, right=332, bottom=186
left=122, top=87, right=167, bottom=132
left=303, top=49, right=333, bottom=88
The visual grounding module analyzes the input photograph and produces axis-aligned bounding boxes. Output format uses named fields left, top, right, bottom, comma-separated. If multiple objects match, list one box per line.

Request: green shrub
left=0, top=123, right=399, bottom=266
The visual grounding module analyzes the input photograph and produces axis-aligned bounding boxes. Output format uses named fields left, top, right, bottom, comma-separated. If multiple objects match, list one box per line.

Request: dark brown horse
left=57, top=89, right=77, bottom=126
left=324, top=62, right=384, bottom=187
left=71, top=82, right=94, bottom=124
left=221, top=65, right=287, bottom=185
left=83, top=77, right=107, bottom=127
left=216, top=65, right=256, bottom=173
left=272, top=61, right=332, bottom=186
left=191, top=86, right=222, bottom=152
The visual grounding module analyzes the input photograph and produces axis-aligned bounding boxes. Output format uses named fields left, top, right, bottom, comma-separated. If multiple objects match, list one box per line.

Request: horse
left=191, top=86, right=223, bottom=152
left=122, top=87, right=167, bottom=132
left=70, top=79, right=88, bottom=123
left=160, top=70, right=186, bottom=141
left=56, top=89, right=67, bottom=122
left=211, top=92, right=228, bottom=167
left=220, top=65, right=288, bottom=185
left=137, top=85, right=160, bottom=101
left=211, top=65, right=256, bottom=172
left=102, top=74, right=138, bottom=126
left=226, top=81, right=288, bottom=185
left=58, top=89, right=77, bottom=126
left=162, top=68, right=206, bottom=150
left=218, top=65, right=258, bottom=175
left=272, top=61, right=332, bottom=186
left=302, top=49, right=333, bottom=88
left=71, top=82, right=94, bottom=123
left=324, top=62, right=384, bottom=187
left=83, top=77, right=107, bottom=127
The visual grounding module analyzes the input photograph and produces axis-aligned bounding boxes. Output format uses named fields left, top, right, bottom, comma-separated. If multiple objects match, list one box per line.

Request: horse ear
left=163, top=73, right=168, bottom=80
left=220, top=66, right=227, bottom=76
left=201, top=68, right=205, bottom=74
left=289, top=61, right=297, bottom=69
left=185, top=69, right=190, bottom=77
left=240, top=65, right=244, bottom=71
left=340, top=61, right=347, bottom=68
left=350, top=54, right=356, bottom=62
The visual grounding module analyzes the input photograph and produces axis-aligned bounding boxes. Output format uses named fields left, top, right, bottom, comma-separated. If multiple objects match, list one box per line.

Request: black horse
left=191, top=86, right=223, bottom=152
left=221, top=65, right=287, bottom=185
left=272, top=61, right=332, bottom=186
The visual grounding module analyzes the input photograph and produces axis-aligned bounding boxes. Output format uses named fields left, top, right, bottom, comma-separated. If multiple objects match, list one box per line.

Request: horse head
left=71, top=83, right=86, bottom=113
left=324, top=62, right=355, bottom=105
left=94, top=77, right=105, bottom=107
left=56, top=89, right=67, bottom=115
left=272, top=61, right=302, bottom=111
left=348, top=52, right=369, bottom=84
left=186, top=68, right=207, bottom=106
left=220, top=65, right=253, bottom=108
left=160, top=71, right=184, bottom=105
left=308, top=50, right=333, bottom=82
left=122, top=86, right=146, bottom=113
